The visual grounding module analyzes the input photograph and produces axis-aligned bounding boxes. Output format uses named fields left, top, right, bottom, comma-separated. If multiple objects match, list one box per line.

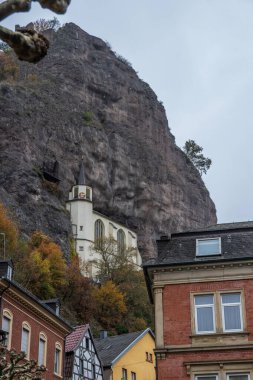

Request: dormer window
left=196, top=238, right=221, bottom=256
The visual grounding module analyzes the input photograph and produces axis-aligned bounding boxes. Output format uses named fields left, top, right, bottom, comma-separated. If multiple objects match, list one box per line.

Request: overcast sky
left=3, top=0, right=253, bottom=223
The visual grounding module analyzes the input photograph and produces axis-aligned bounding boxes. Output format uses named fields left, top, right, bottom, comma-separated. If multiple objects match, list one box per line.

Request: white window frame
left=2, top=309, right=13, bottom=350
left=221, top=293, right=243, bottom=332
left=194, top=294, right=216, bottom=334
left=195, top=376, right=219, bottom=380
left=226, top=374, right=250, bottom=380
left=196, top=238, right=221, bottom=257
left=54, top=342, right=62, bottom=376
left=21, top=322, right=31, bottom=359
left=38, top=332, right=47, bottom=366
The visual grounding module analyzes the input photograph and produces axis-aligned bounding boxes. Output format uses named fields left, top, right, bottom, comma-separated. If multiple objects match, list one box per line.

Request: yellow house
left=95, top=328, right=156, bottom=380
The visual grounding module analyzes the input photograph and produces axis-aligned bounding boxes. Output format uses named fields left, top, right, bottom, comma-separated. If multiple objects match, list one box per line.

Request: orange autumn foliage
left=0, top=203, right=18, bottom=256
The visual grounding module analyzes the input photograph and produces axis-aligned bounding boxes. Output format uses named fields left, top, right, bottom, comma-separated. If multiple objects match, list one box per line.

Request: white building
left=66, top=161, right=142, bottom=277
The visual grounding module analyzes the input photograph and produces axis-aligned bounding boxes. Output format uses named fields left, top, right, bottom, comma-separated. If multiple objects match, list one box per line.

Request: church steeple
left=67, top=159, right=92, bottom=202
left=77, top=159, right=85, bottom=185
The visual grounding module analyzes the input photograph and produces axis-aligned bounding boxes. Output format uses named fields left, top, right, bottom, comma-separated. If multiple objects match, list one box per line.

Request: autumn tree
left=90, top=237, right=153, bottom=333
left=0, top=346, right=45, bottom=379
left=92, top=281, right=127, bottom=331
left=0, top=0, right=71, bottom=63
left=0, top=203, right=18, bottom=257
left=58, top=254, right=94, bottom=325
left=90, top=237, right=139, bottom=283
left=183, top=139, right=212, bottom=176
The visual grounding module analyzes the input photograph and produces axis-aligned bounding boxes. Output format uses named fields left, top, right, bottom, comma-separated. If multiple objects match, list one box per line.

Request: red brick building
left=144, top=222, right=253, bottom=380
left=0, top=260, right=72, bottom=379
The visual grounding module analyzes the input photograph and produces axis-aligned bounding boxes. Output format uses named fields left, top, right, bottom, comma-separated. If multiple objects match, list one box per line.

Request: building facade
left=65, top=324, right=103, bottom=380
left=144, top=222, right=253, bottom=380
left=0, top=260, right=72, bottom=379
left=66, top=161, right=142, bottom=277
left=95, top=329, right=156, bottom=380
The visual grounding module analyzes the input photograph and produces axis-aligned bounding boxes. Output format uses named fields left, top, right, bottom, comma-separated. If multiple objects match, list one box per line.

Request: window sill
left=190, top=331, right=250, bottom=346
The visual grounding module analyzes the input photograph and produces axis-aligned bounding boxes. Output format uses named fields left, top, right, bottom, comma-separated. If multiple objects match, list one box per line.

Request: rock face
left=0, top=23, right=216, bottom=259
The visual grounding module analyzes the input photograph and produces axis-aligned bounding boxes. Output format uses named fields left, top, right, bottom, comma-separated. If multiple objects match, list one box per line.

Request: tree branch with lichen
left=0, top=0, right=71, bottom=63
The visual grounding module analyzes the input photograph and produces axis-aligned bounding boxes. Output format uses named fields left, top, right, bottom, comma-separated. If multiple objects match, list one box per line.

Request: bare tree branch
left=0, top=0, right=71, bottom=63
left=0, top=0, right=31, bottom=22
left=0, top=25, right=49, bottom=63
left=37, top=0, right=71, bottom=14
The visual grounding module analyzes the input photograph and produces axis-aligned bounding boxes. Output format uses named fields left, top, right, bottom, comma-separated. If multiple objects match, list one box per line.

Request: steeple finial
left=77, top=158, right=85, bottom=185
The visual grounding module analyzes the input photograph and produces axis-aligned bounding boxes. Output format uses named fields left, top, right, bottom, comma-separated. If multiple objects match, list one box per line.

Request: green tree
left=183, top=139, right=212, bottom=176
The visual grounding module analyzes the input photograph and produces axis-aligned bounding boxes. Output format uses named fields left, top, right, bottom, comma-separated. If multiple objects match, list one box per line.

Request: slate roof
left=143, top=221, right=253, bottom=267
left=0, top=276, right=72, bottom=330
left=65, top=325, right=89, bottom=353
left=94, top=329, right=154, bottom=368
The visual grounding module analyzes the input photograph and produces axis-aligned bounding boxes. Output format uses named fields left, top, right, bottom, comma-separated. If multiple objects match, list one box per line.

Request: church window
left=86, top=187, right=91, bottom=200
left=117, top=229, right=126, bottom=254
left=94, top=219, right=105, bottom=248
left=74, top=186, right=79, bottom=199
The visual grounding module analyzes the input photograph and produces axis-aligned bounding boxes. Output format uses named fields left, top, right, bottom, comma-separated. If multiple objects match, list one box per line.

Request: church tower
left=66, top=160, right=94, bottom=264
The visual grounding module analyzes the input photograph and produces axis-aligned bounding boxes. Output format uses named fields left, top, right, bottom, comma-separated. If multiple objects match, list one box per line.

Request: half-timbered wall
left=72, top=329, right=103, bottom=380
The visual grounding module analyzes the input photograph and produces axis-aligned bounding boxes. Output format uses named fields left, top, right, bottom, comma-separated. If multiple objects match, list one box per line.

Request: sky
left=2, top=0, right=253, bottom=223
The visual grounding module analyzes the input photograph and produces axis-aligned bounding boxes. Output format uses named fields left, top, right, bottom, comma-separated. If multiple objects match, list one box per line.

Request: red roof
left=65, top=324, right=89, bottom=352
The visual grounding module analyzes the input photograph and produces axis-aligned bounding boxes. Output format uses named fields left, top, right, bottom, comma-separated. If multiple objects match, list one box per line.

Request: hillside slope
left=0, top=23, right=216, bottom=258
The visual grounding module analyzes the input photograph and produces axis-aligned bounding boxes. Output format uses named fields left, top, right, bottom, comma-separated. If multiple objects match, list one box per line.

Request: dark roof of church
left=65, top=325, right=89, bottom=353
left=144, top=221, right=253, bottom=268
left=77, top=159, right=85, bottom=185
left=94, top=329, right=154, bottom=368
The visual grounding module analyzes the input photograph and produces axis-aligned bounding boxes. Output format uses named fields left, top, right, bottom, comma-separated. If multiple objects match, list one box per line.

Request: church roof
left=65, top=324, right=89, bottom=352
left=77, top=159, right=85, bottom=185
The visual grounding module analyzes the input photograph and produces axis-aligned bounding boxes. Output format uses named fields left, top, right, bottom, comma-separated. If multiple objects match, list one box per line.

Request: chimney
left=99, top=330, right=108, bottom=339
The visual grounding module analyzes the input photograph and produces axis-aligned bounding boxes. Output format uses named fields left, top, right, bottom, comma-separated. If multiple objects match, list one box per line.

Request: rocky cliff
left=0, top=23, right=216, bottom=259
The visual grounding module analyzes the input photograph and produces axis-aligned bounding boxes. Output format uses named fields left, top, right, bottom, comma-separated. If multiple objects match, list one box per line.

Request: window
left=131, top=372, right=136, bottom=380
left=94, top=219, right=105, bottom=248
left=2, top=309, right=12, bottom=349
left=38, top=333, right=47, bottom=366
left=149, top=353, right=153, bottom=362
left=74, top=186, right=79, bottom=199
left=227, top=375, right=250, bottom=380
left=54, top=343, right=62, bottom=376
left=86, top=337, right=89, bottom=350
left=21, top=322, right=31, bottom=358
left=80, top=358, right=84, bottom=376
left=92, top=363, right=95, bottom=380
left=145, top=352, right=149, bottom=361
left=122, top=368, right=127, bottom=380
left=196, top=238, right=221, bottom=256
left=193, top=292, right=245, bottom=335
left=194, top=294, right=215, bottom=334
left=80, top=226, right=83, bottom=231
left=195, top=376, right=218, bottom=380
left=86, top=187, right=91, bottom=200
left=221, top=293, right=243, bottom=332
left=117, top=229, right=126, bottom=254
left=79, top=246, right=84, bottom=251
